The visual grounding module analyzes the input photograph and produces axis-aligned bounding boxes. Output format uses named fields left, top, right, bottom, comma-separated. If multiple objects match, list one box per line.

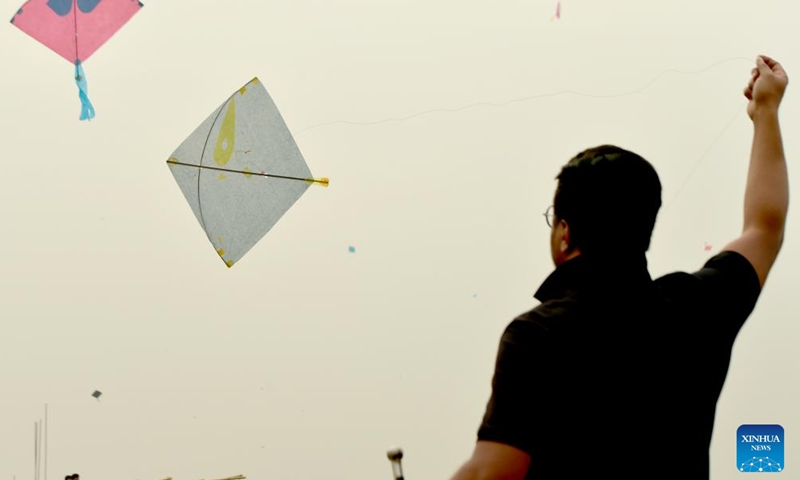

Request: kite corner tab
left=316, top=177, right=330, bottom=187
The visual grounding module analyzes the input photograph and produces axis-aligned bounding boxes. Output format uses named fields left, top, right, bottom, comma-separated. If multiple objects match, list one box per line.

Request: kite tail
left=74, top=61, right=96, bottom=121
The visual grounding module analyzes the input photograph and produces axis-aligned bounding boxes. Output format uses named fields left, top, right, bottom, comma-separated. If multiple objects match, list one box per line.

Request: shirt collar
left=534, top=252, right=652, bottom=302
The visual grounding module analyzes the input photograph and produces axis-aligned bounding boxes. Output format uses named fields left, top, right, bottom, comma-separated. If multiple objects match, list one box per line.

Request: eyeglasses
left=544, top=205, right=554, bottom=227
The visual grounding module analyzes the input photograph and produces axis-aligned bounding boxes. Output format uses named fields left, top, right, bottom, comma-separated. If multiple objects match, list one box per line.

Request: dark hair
left=553, top=144, right=661, bottom=255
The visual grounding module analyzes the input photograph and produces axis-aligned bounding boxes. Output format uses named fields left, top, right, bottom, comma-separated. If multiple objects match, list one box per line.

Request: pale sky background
left=1, top=0, right=798, bottom=479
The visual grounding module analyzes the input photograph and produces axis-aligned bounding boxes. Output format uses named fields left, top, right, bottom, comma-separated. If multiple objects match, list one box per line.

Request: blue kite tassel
left=74, top=61, right=95, bottom=121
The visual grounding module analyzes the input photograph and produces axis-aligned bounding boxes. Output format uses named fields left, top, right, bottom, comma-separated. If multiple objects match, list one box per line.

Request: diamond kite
left=166, top=77, right=328, bottom=268
left=10, top=0, right=144, bottom=120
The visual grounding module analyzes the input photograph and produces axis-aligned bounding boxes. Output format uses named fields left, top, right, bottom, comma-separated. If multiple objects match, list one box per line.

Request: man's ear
left=561, top=221, right=581, bottom=255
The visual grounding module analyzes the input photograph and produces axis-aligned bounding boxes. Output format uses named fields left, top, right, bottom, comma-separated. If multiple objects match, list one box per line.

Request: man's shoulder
left=512, top=298, right=580, bottom=332
left=652, top=250, right=761, bottom=296
left=653, top=269, right=701, bottom=293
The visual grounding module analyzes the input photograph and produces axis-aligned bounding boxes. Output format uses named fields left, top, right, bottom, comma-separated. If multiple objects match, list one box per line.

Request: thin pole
left=44, top=404, right=48, bottom=480
left=34, top=422, right=38, bottom=480
left=39, top=420, right=42, bottom=480
left=38, top=420, right=42, bottom=480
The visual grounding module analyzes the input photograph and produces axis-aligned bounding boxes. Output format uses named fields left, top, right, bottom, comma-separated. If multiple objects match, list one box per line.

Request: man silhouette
left=449, top=55, right=789, bottom=479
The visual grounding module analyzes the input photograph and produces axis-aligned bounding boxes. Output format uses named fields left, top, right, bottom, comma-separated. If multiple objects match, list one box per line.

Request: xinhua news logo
left=738, top=424, right=784, bottom=473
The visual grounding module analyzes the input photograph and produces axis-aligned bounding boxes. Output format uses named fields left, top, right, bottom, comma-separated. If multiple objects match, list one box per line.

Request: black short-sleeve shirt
left=477, top=251, right=761, bottom=479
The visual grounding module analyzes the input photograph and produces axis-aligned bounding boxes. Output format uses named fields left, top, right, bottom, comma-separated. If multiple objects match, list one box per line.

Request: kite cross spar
left=166, top=77, right=328, bottom=268
left=166, top=159, right=329, bottom=186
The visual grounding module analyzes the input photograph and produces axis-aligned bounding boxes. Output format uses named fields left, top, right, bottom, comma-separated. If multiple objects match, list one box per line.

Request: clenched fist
left=745, top=55, right=788, bottom=120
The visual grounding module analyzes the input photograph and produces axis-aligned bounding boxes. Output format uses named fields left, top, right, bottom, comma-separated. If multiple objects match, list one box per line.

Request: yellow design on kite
left=214, top=99, right=236, bottom=166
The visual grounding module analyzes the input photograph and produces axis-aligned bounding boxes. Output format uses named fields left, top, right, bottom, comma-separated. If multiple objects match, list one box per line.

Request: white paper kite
left=166, top=78, right=328, bottom=268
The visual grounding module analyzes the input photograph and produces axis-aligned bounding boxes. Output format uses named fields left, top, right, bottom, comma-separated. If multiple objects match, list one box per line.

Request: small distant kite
left=166, top=77, right=328, bottom=268
left=91, top=390, right=102, bottom=401
left=10, top=0, right=144, bottom=120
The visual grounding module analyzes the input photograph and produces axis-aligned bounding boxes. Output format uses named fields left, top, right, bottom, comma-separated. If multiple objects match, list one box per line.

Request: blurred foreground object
left=387, top=447, right=405, bottom=480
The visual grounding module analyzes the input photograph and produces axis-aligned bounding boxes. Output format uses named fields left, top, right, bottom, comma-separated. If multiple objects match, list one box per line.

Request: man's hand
left=745, top=55, right=788, bottom=120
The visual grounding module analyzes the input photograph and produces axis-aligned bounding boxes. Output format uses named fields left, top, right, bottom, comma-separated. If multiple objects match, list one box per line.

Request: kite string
left=293, top=55, right=752, bottom=209
left=295, top=56, right=753, bottom=135
left=662, top=102, right=747, bottom=211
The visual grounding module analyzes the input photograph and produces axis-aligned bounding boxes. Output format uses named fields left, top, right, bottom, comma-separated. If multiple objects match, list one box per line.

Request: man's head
left=549, top=144, right=662, bottom=266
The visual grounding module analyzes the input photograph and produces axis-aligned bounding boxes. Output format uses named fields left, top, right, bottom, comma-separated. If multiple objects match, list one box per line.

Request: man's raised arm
left=723, top=55, right=789, bottom=288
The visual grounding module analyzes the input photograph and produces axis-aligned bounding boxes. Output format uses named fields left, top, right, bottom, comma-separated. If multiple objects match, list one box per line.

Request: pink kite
left=11, top=0, right=144, bottom=120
